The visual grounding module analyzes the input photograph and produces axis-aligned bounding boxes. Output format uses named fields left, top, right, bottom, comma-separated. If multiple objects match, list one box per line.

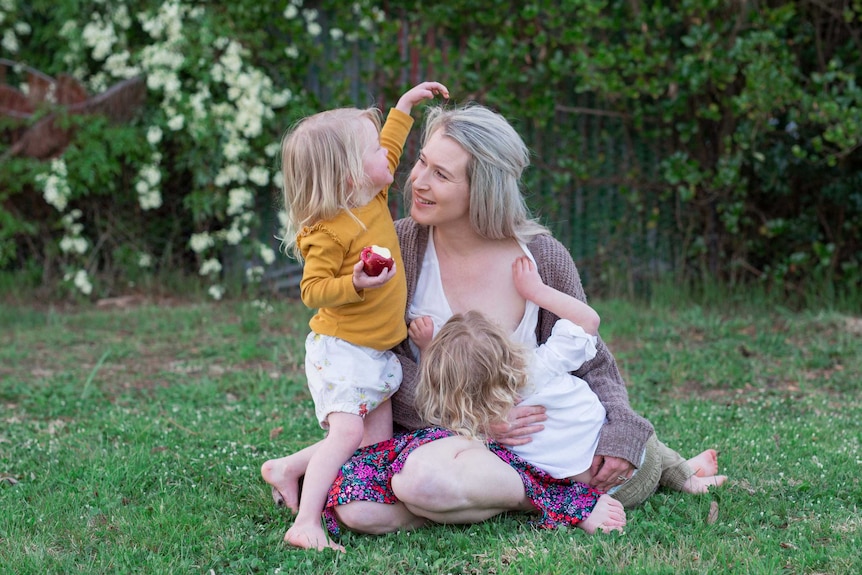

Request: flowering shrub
left=1, top=0, right=387, bottom=298
left=3, top=0, right=860, bottom=306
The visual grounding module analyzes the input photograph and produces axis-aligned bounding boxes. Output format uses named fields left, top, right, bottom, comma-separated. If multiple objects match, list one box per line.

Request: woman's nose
left=411, top=165, right=428, bottom=189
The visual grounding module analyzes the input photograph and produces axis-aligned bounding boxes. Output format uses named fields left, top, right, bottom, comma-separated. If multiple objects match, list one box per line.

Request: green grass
left=1, top=296, right=860, bottom=574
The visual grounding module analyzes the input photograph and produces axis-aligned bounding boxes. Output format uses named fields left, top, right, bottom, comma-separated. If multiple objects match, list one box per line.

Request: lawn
left=1, top=295, right=860, bottom=574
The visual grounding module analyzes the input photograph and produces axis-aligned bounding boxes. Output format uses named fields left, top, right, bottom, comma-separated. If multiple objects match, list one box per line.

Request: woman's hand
left=487, top=404, right=547, bottom=446
left=589, top=455, right=636, bottom=492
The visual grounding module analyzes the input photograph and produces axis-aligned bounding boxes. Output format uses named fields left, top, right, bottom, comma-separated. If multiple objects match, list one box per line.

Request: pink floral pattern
left=323, top=427, right=601, bottom=537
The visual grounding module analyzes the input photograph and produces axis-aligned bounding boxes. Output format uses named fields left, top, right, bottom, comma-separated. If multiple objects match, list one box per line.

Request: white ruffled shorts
left=304, top=332, right=402, bottom=429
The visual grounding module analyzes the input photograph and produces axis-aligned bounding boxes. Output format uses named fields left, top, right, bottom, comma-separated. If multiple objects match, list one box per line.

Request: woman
left=264, top=103, right=678, bottom=536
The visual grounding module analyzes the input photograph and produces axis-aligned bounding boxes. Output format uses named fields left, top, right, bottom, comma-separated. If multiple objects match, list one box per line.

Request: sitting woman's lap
left=391, top=435, right=531, bottom=521
left=328, top=427, right=603, bottom=536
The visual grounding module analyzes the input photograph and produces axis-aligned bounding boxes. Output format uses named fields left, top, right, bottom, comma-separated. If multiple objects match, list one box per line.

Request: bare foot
left=686, top=449, right=719, bottom=477
left=578, top=494, right=626, bottom=534
left=681, top=473, right=728, bottom=494
left=285, top=521, right=345, bottom=552
left=261, top=456, right=304, bottom=513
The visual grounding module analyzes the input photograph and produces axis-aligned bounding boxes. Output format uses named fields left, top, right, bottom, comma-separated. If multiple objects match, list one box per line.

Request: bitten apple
left=360, top=245, right=395, bottom=276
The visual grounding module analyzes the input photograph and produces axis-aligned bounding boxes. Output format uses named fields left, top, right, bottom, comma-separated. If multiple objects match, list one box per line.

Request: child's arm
left=380, top=81, right=450, bottom=184
left=512, top=256, right=600, bottom=335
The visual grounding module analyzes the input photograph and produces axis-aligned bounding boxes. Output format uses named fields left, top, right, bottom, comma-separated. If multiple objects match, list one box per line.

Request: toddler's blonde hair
left=416, top=310, right=530, bottom=440
left=280, top=107, right=382, bottom=259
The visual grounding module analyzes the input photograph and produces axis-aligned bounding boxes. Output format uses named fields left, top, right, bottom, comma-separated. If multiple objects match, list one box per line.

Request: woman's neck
left=432, top=221, right=491, bottom=256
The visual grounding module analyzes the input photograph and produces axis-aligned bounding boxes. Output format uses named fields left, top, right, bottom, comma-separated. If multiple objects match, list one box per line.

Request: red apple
left=360, top=245, right=394, bottom=276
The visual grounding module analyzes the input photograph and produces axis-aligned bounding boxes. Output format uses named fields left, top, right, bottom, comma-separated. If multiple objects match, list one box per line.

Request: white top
left=510, top=319, right=605, bottom=479
left=407, top=227, right=539, bottom=361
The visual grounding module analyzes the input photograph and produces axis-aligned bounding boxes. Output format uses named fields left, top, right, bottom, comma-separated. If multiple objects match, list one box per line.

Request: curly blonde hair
left=415, top=310, right=530, bottom=440
left=279, top=107, right=381, bottom=259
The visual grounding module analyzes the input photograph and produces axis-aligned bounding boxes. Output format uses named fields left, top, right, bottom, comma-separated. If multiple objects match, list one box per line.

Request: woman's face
left=409, top=130, right=471, bottom=227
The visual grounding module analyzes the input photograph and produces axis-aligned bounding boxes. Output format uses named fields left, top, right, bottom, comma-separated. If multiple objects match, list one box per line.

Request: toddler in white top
left=411, top=256, right=727, bottom=500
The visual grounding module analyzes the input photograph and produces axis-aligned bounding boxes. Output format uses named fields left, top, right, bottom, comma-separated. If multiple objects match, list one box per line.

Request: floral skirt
left=323, top=426, right=602, bottom=536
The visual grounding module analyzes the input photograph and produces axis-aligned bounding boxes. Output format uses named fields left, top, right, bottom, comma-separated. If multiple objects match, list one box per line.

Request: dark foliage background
left=2, top=0, right=860, bottom=305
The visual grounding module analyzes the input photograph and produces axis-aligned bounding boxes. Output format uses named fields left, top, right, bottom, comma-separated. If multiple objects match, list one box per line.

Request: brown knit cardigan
left=391, top=217, right=654, bottom=467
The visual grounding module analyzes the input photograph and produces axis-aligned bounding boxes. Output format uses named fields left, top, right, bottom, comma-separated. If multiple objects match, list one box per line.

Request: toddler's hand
left=408, top=316, right=435, bottom=352
left=512, top=256, right=545, bottom=301
left=353, top=259, right=397, bottom=290
left=396, top=81, right=450, bottom=115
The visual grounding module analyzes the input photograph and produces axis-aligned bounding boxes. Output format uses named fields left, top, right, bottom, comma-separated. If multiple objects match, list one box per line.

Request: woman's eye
left=435, top=170, right=448, bottom=180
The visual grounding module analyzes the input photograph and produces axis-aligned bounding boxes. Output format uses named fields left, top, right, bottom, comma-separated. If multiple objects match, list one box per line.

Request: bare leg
left=359, top=399, right=393, bottom=447
left=391, top=436, right=534, bottom=524
left=261, top=443, right=318, bottom=513
left=262, top=400, right=394, bottom=512
left=284, top=412, right=364, bottom=552
left=578, top=494, right=626, bottom=534
left=333, top=500, right=428, bottom=535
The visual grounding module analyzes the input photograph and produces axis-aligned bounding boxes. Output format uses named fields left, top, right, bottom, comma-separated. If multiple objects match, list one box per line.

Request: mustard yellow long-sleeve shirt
left=296, top=108, right=411, bottom=351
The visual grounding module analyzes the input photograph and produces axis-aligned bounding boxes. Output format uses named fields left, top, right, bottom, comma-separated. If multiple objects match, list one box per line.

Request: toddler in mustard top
left=271, top=81, right=449, bottom=552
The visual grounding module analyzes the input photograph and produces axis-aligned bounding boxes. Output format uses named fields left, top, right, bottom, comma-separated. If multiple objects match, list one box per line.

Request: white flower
left=37, top=163, right=72, bottom=212
left=140, top=164, right=161, bottom=186
left=329, top=28, right=343, bottom=41
left=82, top=17, right=117, bottom=61
left=265, top=142, right=281, bottom=158
left=248, top=166, right=270, bottom=186
left=227, top=187, right=253, bottom=216
left=60, top=236, right=88, bottom=255
left=104, top=51, right=141, bottom=79
left=167, top=114, right=185, bottom=131
left=224, top=226, right=244, bottom=245
left=251, top=299, right=274, bottom=314
left=2, top=29, right=19, bottom=54
left=307, top=22, right=322, bottom=37
left=246, top=266, right=264, bottom=282
left=285, top=45, right=299, bottom=59
left=113, top=5, right=132, bottom=29
left=72, top=270, right=93, bottom=295
left=222, top=138, right=248, bottom=161
left=269, top=88, right=292, bottom=108
left=138, top=253, right=153, bottom=268
left=199, top=258, right=222, bottom=276
left=208, top=284, right=225, bottom=300
left=139, top=189, right=163, bottom=210
left=259, top=243, right=276, bottom=265
left=189, top=232, right=214, bottom=253
left=51, top=157, right=68, bottom=176
left=147, top=126, right=163, bottom=145
left=283, top=5, right=298, bottom=19
left=62, top=209, right=83, bottom=225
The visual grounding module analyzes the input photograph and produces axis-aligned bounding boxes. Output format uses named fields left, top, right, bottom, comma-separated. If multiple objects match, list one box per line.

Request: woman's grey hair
left=406, top=103, right=548, bottom=242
